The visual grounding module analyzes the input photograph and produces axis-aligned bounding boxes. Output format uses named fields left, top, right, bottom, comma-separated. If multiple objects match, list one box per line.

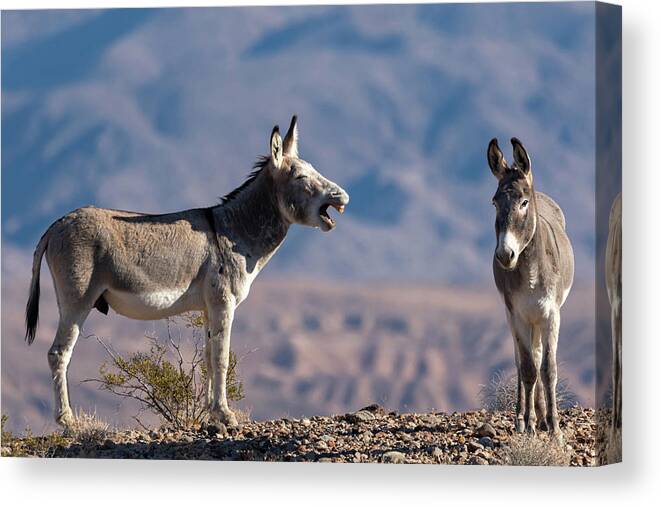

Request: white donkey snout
left=496, top=231, right=520, bottom=269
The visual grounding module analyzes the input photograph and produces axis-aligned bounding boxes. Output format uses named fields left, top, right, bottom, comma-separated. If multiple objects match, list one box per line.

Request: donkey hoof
left=205, top=422, right=228, bottom=438
left=225, top=413, right=239, bottom=428
left=515, top=419, right=525, bottom=433
left=210, top=409, right=239, bottom=428
left=55, top=410, right=74, bottom=428
left=550, top=431, right=564, bottom=446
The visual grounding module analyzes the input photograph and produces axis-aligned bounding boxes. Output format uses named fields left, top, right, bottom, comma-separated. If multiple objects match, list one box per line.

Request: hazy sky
left=2, top=3, right=596, bottom=284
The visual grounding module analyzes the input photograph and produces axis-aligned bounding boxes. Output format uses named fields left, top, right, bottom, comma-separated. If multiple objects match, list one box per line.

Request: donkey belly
left=104, top=286, right=204, bottom=320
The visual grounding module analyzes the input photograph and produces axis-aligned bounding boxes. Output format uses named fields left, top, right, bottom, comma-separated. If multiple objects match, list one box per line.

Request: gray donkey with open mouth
left=488, top=138, right=574, bottom=441
left=25, top=116, right=349, bottom=428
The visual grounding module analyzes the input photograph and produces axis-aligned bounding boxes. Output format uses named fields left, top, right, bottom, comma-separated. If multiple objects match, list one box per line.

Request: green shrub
left=1, top=414, right=13, bottom=445
left=1, top=417, right=70, bottom=458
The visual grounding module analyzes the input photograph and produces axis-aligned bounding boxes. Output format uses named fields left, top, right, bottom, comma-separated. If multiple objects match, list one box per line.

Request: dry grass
left=500, top=434, right=570, bottom=466
left=234, top=406, right=252, bottom=425
left=65, top=409, right=113, bottom=447
left=479, top=370, right=579, bottom=412
left=479, top=371, right=518, bottom=412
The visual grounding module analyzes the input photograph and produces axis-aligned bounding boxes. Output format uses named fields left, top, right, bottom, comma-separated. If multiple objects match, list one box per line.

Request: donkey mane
left=220, top=156, right=270, bottom=204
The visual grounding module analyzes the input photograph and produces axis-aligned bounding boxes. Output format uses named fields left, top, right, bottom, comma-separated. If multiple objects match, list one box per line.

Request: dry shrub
left=501, top=434, right=570, bottom=466
left=479, top=369, right=578, bottom=412
left=85, top=314, right=244, bottom=430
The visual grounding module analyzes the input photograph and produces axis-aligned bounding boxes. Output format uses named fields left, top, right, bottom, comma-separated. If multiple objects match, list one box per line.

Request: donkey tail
left=25, top=229, right=50, bottom=345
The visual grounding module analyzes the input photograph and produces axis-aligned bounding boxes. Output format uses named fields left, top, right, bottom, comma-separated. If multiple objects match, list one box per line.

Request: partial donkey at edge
left=605, top=192, right=622, bottom=439
left=488, top=138, right=574, bottom=442
left=25, top=115, right=349, bottom=428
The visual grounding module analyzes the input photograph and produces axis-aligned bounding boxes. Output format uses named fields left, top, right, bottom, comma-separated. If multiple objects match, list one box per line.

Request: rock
left=206, top=423, right=228, bottom=439
left=475, top=423, right=497, bottom=438
left=431, top=447, right=444, bottom=458
left=345, top=410, right=375, bottom=423
left=382, top=451, right=406, bottom=464
left=467, top=440, right=484, bottom=452
left=359, top=404, right=387, bottom=416
left=419, top=414, right=439, bottom=425
left=101, top=439, right=116, bottom=450
left=469, top=455, right=489, bottom=465
left=301, top=418, right=311, bottom=427
left=479, top=436, right=495, bottom=448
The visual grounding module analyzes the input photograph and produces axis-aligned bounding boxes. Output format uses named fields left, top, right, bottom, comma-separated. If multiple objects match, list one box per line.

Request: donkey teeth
left=332, top=204, right=345, bottom=214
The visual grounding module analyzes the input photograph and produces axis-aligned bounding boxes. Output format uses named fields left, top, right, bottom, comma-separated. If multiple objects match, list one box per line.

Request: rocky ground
left=2, top=406, right=603, bottom=466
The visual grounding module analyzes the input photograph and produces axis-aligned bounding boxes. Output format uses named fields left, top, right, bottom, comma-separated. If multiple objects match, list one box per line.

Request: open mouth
left=319, top=203, right=345, bottom=229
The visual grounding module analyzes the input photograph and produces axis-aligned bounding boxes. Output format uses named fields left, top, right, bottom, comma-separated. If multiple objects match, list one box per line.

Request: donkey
left=605, top=192, right=622, bottom=437
left=25, top=116, right=349, bottom=428
left=487, top=138, right=574, bottom=440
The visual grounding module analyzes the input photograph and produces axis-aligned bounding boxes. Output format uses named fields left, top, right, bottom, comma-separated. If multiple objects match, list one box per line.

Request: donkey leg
left=541, top=311, right=562, bottom=441
left=535, top=382, right=548, bottom=431
left=611, top=300, right=622, bottom=434
left=533, top=325, right=548, bottom=432
left=200, top=312, right=214, bottom=409
left=508, top=313, right=526, bottom=433
left=514, top=345, right=526, bottom=433
left=48, top=310, right=89, bottom=427
left=520, top=355, right=538, bottom=435
left=207, top=302, right=238, bottom=428
left=514, top=320, right=538, bottom=435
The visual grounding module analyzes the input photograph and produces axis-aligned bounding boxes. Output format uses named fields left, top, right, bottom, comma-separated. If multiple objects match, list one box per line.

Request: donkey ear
left=270, top=125, right=283, bottom=169
left=511, top=138, right=531, bottom=175
left=487, top=138, right=508, bottom=179
left=283, top=115, right=299, bottom=158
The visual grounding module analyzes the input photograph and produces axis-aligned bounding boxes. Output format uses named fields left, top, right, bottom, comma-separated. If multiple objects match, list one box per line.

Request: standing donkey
left=605, top=192, right=622, bottom=438
left=487, top=138, right=574, bottom=440
left=25, top=116, right=349, bottom=428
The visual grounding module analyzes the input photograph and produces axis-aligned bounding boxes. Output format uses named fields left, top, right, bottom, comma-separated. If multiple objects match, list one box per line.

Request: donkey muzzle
left=495, top=245, right=517, bottom=270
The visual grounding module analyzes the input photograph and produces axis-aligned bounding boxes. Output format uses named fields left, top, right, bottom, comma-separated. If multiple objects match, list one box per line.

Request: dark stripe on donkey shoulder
left=94, top=295, right=109, bottom=315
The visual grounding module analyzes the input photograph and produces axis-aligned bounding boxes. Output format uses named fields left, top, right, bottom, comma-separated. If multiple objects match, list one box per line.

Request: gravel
left=3, top=406, right=600, bottom=466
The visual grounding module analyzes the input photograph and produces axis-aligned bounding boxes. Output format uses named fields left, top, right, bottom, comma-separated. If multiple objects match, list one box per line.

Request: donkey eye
left=295, top=175, right=307, bottom=180
left=521, top=199, right=529, bottom=208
